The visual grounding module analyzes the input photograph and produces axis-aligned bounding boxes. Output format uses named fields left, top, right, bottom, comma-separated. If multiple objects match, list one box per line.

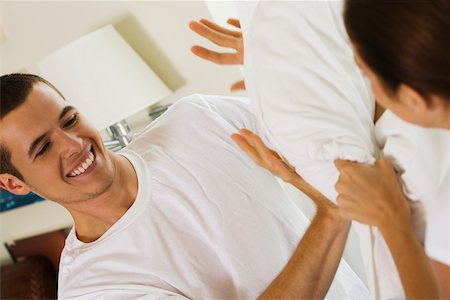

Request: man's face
left=0, top=83, right=116, bottom=204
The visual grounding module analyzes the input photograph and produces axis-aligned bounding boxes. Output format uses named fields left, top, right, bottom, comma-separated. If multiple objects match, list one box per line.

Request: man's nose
left=57, top=130, right=84, bottom=159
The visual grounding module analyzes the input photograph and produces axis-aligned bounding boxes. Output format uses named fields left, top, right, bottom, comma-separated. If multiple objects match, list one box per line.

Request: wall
left=0, top=1, right=245, bottom=103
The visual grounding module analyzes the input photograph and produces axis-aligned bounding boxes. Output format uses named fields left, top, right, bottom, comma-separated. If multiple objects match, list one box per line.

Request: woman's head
left=344, top=0, right=450, bottom=128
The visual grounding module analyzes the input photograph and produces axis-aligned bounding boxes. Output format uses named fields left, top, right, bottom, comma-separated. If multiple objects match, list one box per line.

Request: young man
left=0, top=74, right=368, bottom=299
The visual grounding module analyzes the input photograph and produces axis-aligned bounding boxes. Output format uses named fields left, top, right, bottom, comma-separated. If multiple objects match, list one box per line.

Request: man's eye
left=64, top=114, right=78, bottom=128
left=37, top=142, right=51, bottom=157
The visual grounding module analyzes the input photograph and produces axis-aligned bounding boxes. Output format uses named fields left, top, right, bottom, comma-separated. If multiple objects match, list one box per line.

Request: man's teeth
left=69, top=151, right=95, bottom=177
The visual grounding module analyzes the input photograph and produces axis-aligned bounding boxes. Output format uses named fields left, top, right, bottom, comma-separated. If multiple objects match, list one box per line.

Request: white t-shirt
left=58, top=95, right=369, bottom=299
left=375, top=110, right=450, bottom=267
left=236, top=0, right=450, bottom=298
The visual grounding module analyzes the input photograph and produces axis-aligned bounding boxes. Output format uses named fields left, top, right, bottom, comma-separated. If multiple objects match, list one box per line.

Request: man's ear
left=397, top=84, right=429, bottom=112
left=0, top=174, right=31, bottom=195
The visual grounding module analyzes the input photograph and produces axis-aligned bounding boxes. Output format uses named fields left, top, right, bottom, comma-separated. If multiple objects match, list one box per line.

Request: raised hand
left=189, top=18, right=245, bottom=91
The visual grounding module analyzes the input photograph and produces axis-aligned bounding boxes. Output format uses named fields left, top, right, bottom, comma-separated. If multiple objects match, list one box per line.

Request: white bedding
left=236, top=1, right=449, bottom=299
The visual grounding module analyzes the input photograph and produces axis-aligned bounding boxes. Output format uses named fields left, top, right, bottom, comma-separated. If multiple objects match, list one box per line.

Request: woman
left=334, top=0, right=449, bottom=298
left=190, top=0, right=449, bottom=297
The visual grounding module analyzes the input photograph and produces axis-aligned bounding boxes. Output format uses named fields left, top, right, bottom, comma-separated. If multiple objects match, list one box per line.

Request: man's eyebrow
left=28, top=106, right=75, bottom=158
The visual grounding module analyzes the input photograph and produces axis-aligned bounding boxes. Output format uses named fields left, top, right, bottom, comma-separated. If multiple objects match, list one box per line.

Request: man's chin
left=37, top=177, right=114, bottom=205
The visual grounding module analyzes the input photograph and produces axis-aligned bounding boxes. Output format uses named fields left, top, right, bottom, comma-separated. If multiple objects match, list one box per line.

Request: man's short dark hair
left=0, top=73, right=64, bottom=181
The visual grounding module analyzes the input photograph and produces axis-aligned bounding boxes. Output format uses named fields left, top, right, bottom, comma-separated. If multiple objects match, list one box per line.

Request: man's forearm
left=259, top=180, right=350, bottom=299
left=299, top=179, right=352, bottom=298
left=312, top=218, right=351, bottom=298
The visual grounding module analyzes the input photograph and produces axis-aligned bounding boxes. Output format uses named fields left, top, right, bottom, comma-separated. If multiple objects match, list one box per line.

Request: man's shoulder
left=135, top=94, right=255, bottom=134
left=174, top=94, right=255, bottom=125
left=129, top=94, right=257, bottom=152
left=174, top=94, right=251, bottom=114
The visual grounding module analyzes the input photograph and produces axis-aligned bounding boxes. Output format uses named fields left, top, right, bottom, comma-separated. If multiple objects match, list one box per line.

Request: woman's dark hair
left=0, top=73, right=64, bottom=181
left=344, top=0, right=450, bottom=101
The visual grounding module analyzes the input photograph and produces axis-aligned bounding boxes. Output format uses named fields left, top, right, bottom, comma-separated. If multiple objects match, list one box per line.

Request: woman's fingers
left=191, top=46, right=241, bottom=65
left=189, top=21, right=239, bottom=48
left=199, top=18, right=242, bottom=37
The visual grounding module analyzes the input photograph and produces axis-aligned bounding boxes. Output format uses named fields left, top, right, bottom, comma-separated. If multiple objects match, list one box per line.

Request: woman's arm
left=379, top=220, right=439, bottom=298
left=232, top=129, right=351, bottom=299
left=334, top=159, right=444, bottom=298
left=433, top=260, right=450, bottom=298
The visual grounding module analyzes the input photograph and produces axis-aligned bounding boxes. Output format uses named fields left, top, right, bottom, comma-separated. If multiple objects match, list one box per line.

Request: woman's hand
left=189, top=18, right=245, bottom=91
left=334, top=159, right=412, bottom=232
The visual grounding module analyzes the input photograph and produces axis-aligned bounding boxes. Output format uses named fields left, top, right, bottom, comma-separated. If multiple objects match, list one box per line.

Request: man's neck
left=66, top=153, right=138, bottom=243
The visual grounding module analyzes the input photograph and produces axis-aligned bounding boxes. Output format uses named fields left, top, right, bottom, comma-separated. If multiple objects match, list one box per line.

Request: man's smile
left=67, top=146, right=97, bottom=178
